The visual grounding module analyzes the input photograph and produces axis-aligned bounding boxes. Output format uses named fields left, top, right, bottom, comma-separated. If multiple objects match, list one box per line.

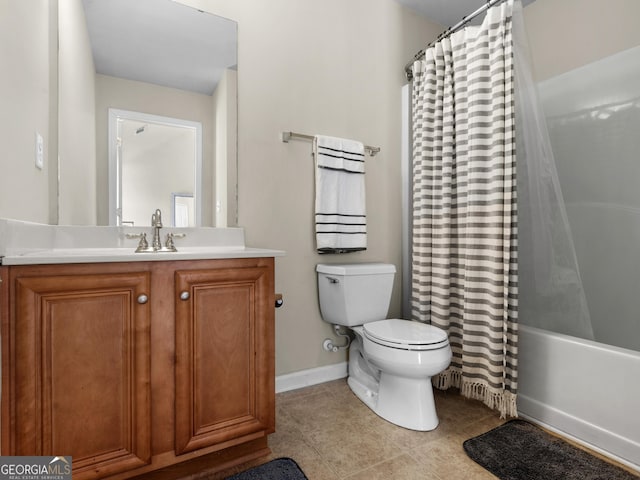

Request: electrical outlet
left=35, top=132, right=44, bottom=169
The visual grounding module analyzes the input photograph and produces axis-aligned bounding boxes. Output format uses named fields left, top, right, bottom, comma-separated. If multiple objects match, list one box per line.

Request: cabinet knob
left=180, top=291, right=190, bottom=301
left=137, top=294, right=149, bottom=304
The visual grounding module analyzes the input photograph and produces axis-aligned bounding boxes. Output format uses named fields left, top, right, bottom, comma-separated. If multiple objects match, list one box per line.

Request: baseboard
left=275, top=362, right=348, bottom=393
left=518, top=394, right=640, bottom=473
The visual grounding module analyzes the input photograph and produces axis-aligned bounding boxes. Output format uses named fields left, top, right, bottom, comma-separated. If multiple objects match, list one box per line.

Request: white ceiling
left=82, top=0, right=237, bottom=96
left=395, top=0, right=535, bottom=27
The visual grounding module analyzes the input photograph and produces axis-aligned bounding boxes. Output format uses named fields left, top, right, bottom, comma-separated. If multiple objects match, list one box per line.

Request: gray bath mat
left=224, top=458, right=308, bottom=480
left=463, top=419, right=639, bottom=479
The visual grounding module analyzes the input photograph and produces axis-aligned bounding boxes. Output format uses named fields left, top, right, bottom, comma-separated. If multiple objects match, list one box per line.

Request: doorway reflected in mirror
left=172, top=193, right=194, bottom=228
left=108, top=109, right=202, bottom=227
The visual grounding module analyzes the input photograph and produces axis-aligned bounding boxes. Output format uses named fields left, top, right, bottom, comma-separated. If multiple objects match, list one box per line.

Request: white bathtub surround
left=410, top=1, right=518, bottom=418
left=518, top=325, right=640, bottom=471
left=532, top=44, right=640, bottom=353
left=0, top=218, right=284, bottom=264
left=514, top=2, right=595, bottom=343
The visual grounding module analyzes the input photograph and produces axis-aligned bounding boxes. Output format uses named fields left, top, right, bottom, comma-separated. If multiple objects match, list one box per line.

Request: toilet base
left=376, top=372, right=439, bottom=431
left=348, top=373, right=439, bottom=431
left=348, top=375, right=378, bottom=411
left=347, top=336, right=440, bottom=431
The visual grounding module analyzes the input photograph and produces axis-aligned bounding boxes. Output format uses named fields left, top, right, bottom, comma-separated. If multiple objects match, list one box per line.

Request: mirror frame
left=107, top=108, right=203, bottom=226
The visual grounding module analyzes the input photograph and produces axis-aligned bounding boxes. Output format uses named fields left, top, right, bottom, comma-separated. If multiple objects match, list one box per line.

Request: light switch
left=35, top=132, right=44, bottom=169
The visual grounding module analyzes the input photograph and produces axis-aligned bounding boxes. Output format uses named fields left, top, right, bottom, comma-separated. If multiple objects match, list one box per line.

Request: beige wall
left=94, top=74, right=215, bottom=226
left=524, top=0, right=640, bottom=81
left=0, top=0, right=55, bottom=223
left=58, top=0, right=96, bottom=225
left=182, top=0, right=442, bottom=375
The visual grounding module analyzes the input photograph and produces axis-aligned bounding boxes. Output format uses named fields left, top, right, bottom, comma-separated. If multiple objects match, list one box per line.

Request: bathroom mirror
left=68, top=0, right=237, bottom=226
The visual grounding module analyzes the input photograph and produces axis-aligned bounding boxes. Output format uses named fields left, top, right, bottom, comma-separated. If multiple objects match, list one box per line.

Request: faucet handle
left=165, top=233, right=186, bottom=252
left=126, top=232, right=153, bottom=253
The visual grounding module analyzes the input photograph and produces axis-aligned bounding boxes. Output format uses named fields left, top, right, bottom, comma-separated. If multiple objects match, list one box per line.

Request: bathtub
left=518, top=325, right=640, bottom=471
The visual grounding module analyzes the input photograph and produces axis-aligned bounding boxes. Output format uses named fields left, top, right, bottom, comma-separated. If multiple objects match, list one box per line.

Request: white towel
left=314, top=135, right=367, bottom=253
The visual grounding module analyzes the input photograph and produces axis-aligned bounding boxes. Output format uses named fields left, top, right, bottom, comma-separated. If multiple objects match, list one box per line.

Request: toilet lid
left=363, top=319, right=449, bottom=350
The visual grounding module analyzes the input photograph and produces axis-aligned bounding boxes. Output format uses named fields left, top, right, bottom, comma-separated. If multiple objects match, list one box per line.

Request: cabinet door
left=7, top=272, right=151, bottom=479
left=174, top=263, right=274, bottom=455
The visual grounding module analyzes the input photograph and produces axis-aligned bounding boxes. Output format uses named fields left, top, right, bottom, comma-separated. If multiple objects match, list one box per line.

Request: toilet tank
left=316, top=263, right=396, bottom=326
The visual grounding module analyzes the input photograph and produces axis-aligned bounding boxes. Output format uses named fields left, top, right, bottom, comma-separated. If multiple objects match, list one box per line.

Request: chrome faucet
left=126, top=209, right=186, bottom=253
left=151, top=209, right=163, bottom=251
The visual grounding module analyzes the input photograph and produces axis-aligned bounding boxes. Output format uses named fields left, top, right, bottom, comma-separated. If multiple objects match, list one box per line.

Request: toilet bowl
left=316, top=263, right=452, bottom=431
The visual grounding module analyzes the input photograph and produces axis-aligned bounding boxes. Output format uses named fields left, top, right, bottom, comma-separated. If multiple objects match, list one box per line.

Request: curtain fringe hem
left=434, top=370, right=518, bottom=419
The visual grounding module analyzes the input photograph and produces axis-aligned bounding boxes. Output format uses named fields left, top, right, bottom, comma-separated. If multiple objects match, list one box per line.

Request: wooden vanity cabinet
left=0, top=257, right=275, bottom=480
left=1, top=266, right=152, bottom=479
left=174, top=265, right=275, bottom=455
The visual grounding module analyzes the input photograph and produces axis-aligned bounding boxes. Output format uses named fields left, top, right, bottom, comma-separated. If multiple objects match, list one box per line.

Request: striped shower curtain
left=411, top=0, right=518, bottom=417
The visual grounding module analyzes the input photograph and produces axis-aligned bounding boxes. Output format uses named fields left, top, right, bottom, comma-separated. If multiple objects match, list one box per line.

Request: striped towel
left=314, top=135, right=367, bottom=253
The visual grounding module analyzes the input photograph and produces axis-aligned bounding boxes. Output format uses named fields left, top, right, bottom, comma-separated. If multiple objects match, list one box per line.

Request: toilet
left=316, top=263, right=451, bottom=431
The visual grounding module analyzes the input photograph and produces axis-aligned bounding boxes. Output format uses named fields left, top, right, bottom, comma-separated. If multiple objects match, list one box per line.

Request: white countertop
left=0, top=219, right=285, bottom=265
left=1, top=246, right=285, bottom=265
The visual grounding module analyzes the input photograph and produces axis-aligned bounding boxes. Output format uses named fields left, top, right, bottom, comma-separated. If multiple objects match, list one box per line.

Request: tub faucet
left=151, top=209, right=163, bottom=251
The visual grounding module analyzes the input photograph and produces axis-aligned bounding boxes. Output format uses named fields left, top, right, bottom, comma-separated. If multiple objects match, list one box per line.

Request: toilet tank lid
left=316, top=263, right=396, bottom=275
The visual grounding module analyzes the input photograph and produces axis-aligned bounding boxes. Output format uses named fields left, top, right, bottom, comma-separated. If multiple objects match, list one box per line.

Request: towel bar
left=281, top=131, right=380, bottom=156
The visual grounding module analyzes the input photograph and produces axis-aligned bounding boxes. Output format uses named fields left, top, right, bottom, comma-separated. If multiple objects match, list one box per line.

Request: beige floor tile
left=409, top=433, right=497, bottom=480
left=280, top=389, right=361, bottom=434
left=194, top=379, right=540, bottom=479
left=303, top=416, right=404, bottom=477
left=188, top=379, right=637, bottom=479
left=274, top=379, right=504, bottom=478
left=268, top=420, right=339, bottom=479
left=343, top=454, right=441, bottom=480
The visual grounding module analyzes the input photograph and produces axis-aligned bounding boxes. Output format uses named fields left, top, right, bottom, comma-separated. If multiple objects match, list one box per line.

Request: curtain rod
left=281, top=131, right=381, bottom=156
left=403, top=0, right=506, bottom=81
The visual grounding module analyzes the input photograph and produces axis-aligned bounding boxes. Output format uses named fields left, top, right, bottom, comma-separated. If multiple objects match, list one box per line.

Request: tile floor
left=206, top=378, right=506, bottom=479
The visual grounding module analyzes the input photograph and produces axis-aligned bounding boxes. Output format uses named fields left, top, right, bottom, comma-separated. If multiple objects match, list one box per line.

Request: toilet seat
left=363, top=319, right=449, bottom=351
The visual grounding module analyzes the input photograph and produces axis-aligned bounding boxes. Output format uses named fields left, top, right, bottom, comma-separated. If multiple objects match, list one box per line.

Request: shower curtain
left=511, top=3, right=594, bottom=341
left=411, top=0, right=518, bottom=417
